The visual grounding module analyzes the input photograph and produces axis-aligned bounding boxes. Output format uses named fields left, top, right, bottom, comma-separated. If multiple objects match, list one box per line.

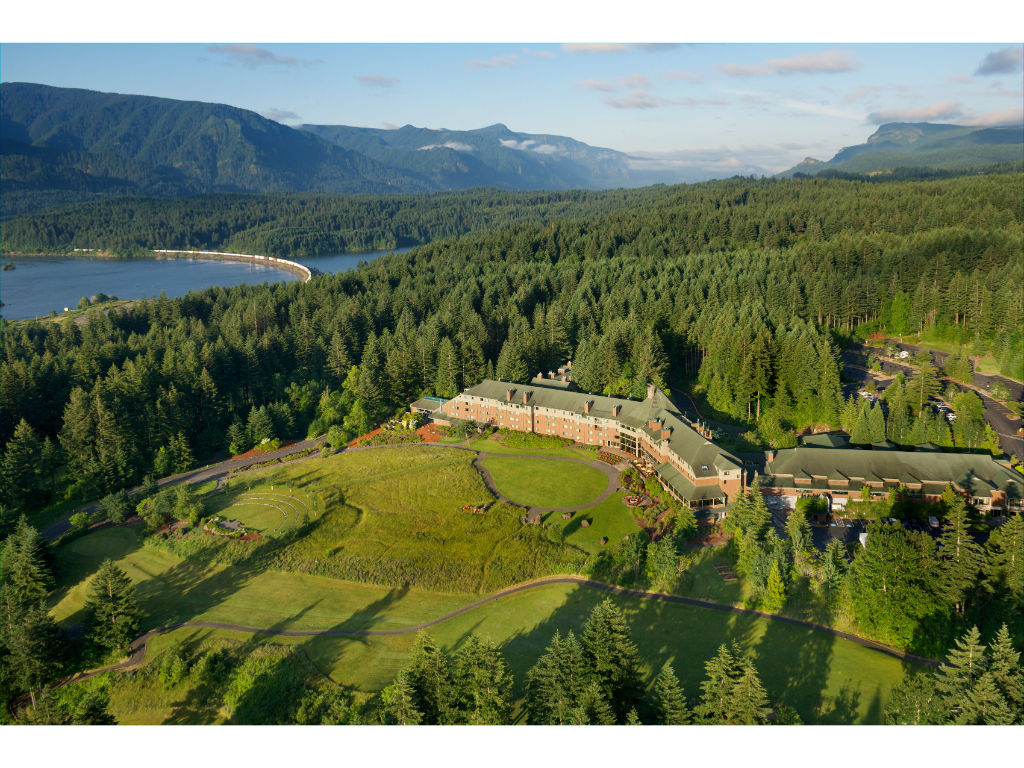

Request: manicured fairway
left=479, top=455, right=608, bottom=508
left=125, top=579, right=913, bottom=725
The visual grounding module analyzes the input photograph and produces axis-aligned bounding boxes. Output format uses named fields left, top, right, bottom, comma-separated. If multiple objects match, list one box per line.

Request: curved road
left=58, top=573, right=937, bottom=689
left=42, top=436, right=328, bottom=542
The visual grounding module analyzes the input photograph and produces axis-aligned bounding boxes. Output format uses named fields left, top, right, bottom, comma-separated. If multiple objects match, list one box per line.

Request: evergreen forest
left=2, top=174, right=1021, bottom=523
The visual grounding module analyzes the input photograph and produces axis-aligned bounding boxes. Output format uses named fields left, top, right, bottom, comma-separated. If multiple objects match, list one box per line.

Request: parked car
left=928, top=516, right=940, bottom=529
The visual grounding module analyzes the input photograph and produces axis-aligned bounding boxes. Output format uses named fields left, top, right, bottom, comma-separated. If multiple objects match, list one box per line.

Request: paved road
left=42, top=436, right=327, bottom=542
left=842, top=344, right=1023, bottom=459
left=57, top=573, right=938, bottom=689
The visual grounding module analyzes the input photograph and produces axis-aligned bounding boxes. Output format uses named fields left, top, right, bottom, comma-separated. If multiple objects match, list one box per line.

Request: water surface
left=0, top=248, right=410, bottom=321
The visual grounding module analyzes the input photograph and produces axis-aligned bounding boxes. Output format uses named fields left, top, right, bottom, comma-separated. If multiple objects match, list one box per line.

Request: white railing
left=152, top=249, right=312, bottom=282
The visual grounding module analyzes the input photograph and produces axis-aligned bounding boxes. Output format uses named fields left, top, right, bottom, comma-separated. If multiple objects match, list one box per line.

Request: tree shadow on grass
left=486, top=580, right=902, bottom=724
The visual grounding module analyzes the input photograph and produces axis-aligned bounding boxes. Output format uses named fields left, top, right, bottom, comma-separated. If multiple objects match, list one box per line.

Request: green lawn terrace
left=45, top=443, right=925, bottom=724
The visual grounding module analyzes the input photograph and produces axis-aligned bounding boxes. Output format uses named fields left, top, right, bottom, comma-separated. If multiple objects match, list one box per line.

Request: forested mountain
left=0, top=83, right=433, bottom=217
left=300, top=123, right=681, bottom=191
left=778, top=122, right=1023, bottom=178
left=2, top=174, right=1021, bottom=519
left=0, top=83, right=687, bottom=220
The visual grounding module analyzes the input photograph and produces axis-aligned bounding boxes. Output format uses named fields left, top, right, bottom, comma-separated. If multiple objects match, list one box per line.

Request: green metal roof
left=764, top=446, right=1022, bottom=499
left=656, top=463, right=727, bottom=503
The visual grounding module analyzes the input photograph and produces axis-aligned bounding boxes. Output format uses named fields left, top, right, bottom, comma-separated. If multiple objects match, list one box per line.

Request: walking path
left=42, top=437, right=327, bottom=542
left=59, top=573, right=937, bottom=689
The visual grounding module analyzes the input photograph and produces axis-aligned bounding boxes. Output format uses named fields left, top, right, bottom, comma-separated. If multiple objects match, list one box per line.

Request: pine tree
left=937, top=493, right=984, bottom=615
left=652, top=663, right=691, bottom=724
left=987, top=624, right=1023, bottom=723
left=433, top=337, right=460, bottom=399
left=934, top=625, right=987, bottom=721
left=406, top=631, right=456, bottom=724
left=0, top=518, right=54, bottom=625
left=580, top=598, right=644, bottom=721
left=849, top=398, right=872, bottom=444
left=569, top=680, right=616, bottom=725
left=696, top=643, right=742, bottom=723
left=452, top=634, right=513, bottom=725
left=785, top=504, right=812, bottom=566
left=884, top=673, right=947, bottom=725
left=909, top=350, right=941, bottom=413
left=1, top=419, right=43, bottom=510
left=6, top=604, right=62, bottom=708
left=958, top=672, right=1015, bottom=725
left=525, top=630, right=589, bottom=724
left=495, top=337, right=529, bottom=383
left=985, top=514, right=1023, bottom=601
left=730, top=660, right=771, bottom=724
left=867, top=402, right=887, bottom=443
left=760, top=561, right=787, bottom=613
left=379, top=670, right=423, bottom=725
left=84, top=559, right=140, bottom=651
left=821, top=538, right=847, bottom=589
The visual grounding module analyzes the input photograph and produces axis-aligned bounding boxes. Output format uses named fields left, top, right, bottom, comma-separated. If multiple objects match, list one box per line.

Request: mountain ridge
left=777, top=121, right=1023, bottom=178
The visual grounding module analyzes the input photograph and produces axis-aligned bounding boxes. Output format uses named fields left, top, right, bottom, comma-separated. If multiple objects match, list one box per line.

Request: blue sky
left=3, top=18, right=1021, bottom=175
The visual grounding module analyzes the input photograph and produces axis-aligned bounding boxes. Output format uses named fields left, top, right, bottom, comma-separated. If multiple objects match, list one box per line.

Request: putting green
left=480, top=456, right=608, bottom=508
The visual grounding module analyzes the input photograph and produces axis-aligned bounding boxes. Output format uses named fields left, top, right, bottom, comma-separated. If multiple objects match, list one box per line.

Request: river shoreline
left=2, top=248, right=312, bottom=281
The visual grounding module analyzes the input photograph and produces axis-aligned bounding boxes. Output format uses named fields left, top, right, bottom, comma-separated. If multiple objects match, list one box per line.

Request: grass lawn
left=213, top=489, right=314, bottom=537
left=466, top=434, right=595, bottom=459
left=119, top=579, right=912, bottom=724
left=479, top=455, right=608, bottom=508
left=541, top=491, right=642, bottom=554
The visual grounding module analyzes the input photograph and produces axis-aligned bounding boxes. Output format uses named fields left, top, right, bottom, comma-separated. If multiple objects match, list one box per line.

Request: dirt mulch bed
left=231, top=441, right=298, bottom=461
left=416, top=423, right=443, bottom=443
left=348, top=427, right=383, bottom=447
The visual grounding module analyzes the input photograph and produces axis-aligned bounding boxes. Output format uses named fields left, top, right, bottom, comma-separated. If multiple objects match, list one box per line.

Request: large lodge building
left=413, top=365, right=1023, bottom=516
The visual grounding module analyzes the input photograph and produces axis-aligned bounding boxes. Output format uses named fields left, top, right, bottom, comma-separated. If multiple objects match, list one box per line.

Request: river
left=0, top=248, right=409, bottom=321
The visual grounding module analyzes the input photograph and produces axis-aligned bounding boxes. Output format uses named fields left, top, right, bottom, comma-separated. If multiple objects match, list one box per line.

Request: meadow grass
left=478, top=455, right=608, bottom=508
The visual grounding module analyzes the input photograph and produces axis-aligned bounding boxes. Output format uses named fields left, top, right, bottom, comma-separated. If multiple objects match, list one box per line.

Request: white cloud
left=561, top=43, right=678, bottom=55
left=499, top=138, right=562, bottom=156
left=357, top=74, right=399, bottom=87
left=663, top=70, right=698, bottom=82
left=962, top=106, right=1024, bottom=126
left=562, top=43, right=630, bottom=54
left=721, top=50, right=859, bottom=76
left=975, top=46, right=1023, bottom=76
left=382, top=122, right=399, bottom=130
left=867, top=101, right=964, bottom=124
left=606, top=90, right=668, bottom=109
left=262, top=108, right=300, bottom=123
left=418, top=141, right=474, bottom=152
left=577, top=73, right=650, bottom=92
left=782, top=99, right=865, bottom=121
left=500, top=138, right=535, bottom=150
left=466, top=55, right=519, bottom=68
left=522, top=47, right=556, bottom=59
left=206, top=44, right=314, bottom=68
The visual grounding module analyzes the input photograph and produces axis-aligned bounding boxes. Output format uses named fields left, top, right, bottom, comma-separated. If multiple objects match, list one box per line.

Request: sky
left=2, top=5, right=1022, bottom=176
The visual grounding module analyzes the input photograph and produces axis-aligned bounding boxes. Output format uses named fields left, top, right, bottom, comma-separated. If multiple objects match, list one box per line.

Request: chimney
left=584, top=400, right=593, bottom=414
left=646, top=383, right=656, bottom=400
left=767, top=450, right=776, bottom=464
left=649, top=419, right=662, bottom=431
left=660, top=428, right=672, bottom=441
left=522, top=391, right=530, bottom=404
left=506, top=389, right=514, bottom=402
left=612, top=404, right=621, bottom=418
